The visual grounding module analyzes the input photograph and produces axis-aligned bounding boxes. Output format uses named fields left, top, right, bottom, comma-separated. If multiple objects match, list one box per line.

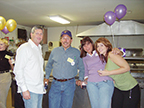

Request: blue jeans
left=49, top=78, right=76, bottom=108
left=87, top=80, right=114, bottom=108
left=21, top=91, right=43, bottom=108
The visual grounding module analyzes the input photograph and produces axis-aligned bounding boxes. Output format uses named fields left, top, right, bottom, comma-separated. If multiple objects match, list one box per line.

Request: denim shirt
left=45, top=46, right=84, bottom=81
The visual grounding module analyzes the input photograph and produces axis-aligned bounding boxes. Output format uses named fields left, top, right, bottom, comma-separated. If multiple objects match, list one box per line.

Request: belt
left=53, top=77, right=74, bottom=82
left=0, top=70, right=9, bottom=74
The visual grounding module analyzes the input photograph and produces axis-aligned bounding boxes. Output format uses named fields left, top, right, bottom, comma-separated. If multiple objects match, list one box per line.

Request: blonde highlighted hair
left=0, top=38, right=9, bottom=47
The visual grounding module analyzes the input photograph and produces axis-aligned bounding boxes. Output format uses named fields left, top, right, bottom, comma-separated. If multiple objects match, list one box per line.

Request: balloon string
left=118, top=20, right=120, bottom=31
left=117, top=36, right=119, bottom=48
left=0, top=31, right=2, bottom=37
left=117, top=21, right=120, bottom=47
left=110, top=26, right=116, bottom=48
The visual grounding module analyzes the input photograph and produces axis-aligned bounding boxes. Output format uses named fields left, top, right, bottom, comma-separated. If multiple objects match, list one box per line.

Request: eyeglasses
left=61, top=37, right=71, bottom=41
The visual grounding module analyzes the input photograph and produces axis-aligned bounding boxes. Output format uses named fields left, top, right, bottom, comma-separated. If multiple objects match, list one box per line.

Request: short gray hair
left=31, top=26, right=44, bottom=34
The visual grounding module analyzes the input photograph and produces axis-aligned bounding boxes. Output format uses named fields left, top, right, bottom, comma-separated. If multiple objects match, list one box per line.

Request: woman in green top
left=95, top=37, right=140, bottom=108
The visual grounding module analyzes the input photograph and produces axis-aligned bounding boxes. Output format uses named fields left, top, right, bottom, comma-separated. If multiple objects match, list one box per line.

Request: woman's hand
left=44, top=78, right=49, bottom=85
left=98, top=69, right=110, bottom=76
left=112, top=48, right=123, bottom=56
left=76, top=80, right=82, bottom=86
left=8, top=59, right=13, bottom=64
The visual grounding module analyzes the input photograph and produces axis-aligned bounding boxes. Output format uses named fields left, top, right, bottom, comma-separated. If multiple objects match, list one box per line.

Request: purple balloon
left=114, top=4, right=127, bottom=20
left=1, top=26, right=9, bottom=34
left=104, top=11, right=116, bottom=26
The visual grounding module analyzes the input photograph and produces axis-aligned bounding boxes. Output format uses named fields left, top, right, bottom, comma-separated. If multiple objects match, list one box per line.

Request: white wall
left=1, top=24, right=144, bottom=56
left=47, top=25, right=95, bottom=49
left=46, top=26, right=144, bottom=55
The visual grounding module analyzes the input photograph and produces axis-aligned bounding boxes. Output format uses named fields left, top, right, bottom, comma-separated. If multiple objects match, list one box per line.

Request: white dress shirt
left=14, top=39, right=46, bottom=94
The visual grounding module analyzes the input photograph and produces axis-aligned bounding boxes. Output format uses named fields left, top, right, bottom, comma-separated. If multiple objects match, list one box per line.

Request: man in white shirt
left=14, top=26, right=46, bottom=108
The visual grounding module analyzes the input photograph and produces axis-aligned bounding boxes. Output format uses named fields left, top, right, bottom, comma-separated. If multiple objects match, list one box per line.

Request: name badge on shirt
left=5, top=55, right=11, bottom=59
left=67, top=57, right=75, bottom=66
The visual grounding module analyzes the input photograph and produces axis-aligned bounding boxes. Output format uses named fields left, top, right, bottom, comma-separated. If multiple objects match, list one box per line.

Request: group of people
left=81, top=37, right=140, bottom=108
left=0, top=25, right=140, bottom=108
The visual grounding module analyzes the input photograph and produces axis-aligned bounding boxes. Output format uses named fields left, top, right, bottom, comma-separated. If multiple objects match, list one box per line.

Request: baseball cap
left=61, top=30, right=72, bottom=38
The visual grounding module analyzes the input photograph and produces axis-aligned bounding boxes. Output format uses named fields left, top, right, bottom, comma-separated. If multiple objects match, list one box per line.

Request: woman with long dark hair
left=80, top=36, right=114, bottom=108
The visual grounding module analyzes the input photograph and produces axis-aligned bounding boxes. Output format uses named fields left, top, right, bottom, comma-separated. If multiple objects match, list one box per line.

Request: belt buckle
left=4, top=70, right=8, bottom=73
left=54, top=77, right=73, bottom=82
left=60, top=79, right=67, bottom=82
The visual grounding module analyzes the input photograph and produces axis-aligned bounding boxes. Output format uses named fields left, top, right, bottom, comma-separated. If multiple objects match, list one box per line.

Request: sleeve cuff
left=20, top=85, right=28, bottom=92
left=84, top=76, right=88, bottom=80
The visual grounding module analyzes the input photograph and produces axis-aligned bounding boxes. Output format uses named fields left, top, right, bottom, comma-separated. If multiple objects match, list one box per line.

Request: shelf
left=125, top=56, right=144, bottom=60
left=130, top=68, right=144, bottom=71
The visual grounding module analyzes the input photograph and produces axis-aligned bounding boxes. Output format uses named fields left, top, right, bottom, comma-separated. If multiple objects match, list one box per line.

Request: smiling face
left=97, top=42, right=108, bottom=56
left=31, top=29, right=43, bottom=46
left=60, top=34, right=72, bottom=50
left=83, top=41, right=93, bottom=55
left=95, top=37, right=112, bottom=57
left=0, top=41, right=7, bottom=51
left=0, top=38, right=8, bottom=51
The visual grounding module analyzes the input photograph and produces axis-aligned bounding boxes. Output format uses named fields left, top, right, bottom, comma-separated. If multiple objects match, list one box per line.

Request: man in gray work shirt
left=44, top=30, right=85, bottom=108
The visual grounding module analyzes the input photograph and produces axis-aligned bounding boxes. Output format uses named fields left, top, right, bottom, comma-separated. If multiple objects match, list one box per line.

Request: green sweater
left=105, top=57, right=138, bottom=91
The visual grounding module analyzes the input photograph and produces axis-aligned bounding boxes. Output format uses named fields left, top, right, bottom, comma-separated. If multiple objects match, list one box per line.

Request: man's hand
left=22, top=90, right=30, bottom=100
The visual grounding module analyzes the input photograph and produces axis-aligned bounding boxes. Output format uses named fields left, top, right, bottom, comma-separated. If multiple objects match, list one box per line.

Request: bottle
left=82, top=81, right=86, bottom=89
left=44, top=82, right=48, bottom=90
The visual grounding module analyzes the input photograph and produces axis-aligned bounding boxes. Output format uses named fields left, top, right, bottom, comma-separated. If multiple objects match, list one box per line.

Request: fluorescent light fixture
left=49, top=15, right=70, bottom=24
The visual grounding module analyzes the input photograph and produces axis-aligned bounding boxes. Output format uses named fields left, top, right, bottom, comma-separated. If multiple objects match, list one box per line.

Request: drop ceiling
left=0, top=0, right=144, bottom=27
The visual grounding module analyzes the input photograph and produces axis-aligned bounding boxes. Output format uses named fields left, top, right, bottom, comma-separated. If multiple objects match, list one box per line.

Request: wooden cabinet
left=42, top=28, right=47, bottom=44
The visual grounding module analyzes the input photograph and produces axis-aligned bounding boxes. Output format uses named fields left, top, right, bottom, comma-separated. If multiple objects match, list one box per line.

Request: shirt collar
left=60, top=46, right=72, bottom=51
left=87, top=50, right=96, bottom=57
left=28, top=39, right=42, bottom=49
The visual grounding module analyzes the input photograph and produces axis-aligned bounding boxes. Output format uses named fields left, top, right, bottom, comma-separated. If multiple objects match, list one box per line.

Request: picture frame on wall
left=17, top=28, right=27, bottom=41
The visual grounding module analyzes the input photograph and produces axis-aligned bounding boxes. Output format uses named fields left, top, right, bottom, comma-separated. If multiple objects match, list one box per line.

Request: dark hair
left=80, top=36, right=95, bottom=58
left=95, top=37, right=112, bottom=63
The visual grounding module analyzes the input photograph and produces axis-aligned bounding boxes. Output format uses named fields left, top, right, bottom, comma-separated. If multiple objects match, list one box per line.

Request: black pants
left=112, top=84, right=140, bottom=108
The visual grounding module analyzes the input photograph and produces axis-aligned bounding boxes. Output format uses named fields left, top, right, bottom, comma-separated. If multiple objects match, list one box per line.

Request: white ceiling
left=0, top=0, right=144, bottom=27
